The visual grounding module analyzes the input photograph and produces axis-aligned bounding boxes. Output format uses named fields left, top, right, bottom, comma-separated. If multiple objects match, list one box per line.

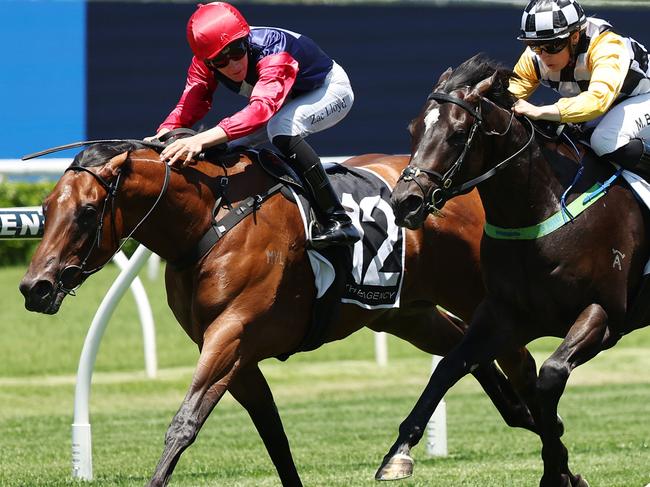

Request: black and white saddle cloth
left=294, top=163, right=406, bottom=309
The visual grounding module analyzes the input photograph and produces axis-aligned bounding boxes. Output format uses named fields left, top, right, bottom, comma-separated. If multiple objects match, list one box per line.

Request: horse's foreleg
left=373, top=307, right=539, bottom=436
left=538, top=303, right=608, bottom=487
left=375, top=302, right=507, bottom=481
left=147, top=326, right=241, bottom=487
left=229, top=365, right=303, bottom=487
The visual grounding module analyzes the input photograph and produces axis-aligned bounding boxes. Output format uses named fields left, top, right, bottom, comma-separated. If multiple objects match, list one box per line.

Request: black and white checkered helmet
left=518, top=0, right=587, bottom=41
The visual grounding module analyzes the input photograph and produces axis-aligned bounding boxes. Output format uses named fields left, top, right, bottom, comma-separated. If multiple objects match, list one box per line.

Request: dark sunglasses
left=525, top=38, right=569, bottom=55
left=205, top=40, right=248, bottom=69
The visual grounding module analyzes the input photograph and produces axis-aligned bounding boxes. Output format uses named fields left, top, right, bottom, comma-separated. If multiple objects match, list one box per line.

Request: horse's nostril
left=404, top=195, right=424, bottom=214
left=31, top=280, right=54, bottom=301
left=19, top=278, right=55, bottom=311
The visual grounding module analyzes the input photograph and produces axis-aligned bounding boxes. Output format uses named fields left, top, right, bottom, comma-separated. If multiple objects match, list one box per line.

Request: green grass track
left=1, top=264, right=649, bottom=486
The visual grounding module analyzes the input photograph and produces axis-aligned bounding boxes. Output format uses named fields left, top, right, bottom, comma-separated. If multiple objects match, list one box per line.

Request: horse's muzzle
left=19, top=275, right=64, bottom=314
left=391, top=192, right=427, bottom=229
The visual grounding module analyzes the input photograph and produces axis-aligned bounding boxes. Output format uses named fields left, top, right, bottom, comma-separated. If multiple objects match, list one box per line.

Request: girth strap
left=169, top=182, right=286, bottom=270
left=484, top=171, right=621, bottom=240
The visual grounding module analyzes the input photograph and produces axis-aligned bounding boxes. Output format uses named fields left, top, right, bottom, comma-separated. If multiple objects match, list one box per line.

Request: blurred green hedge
left=0, top=181, right=54, bottom=266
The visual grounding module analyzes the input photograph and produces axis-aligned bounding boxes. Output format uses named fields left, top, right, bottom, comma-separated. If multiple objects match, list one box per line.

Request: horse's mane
left=441, top=53, right=518, bottom=109
left=71, top=141, right=154, bottom=168
left=69, top=139, right=243, bottom=171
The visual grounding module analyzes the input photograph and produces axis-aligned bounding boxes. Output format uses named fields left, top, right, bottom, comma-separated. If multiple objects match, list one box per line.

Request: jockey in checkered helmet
left=518, top=0, right=586, bottom=41
left=509, top=0, right=650, bottom=180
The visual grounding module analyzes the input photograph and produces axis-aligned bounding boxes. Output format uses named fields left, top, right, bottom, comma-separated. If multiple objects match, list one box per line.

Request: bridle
left=398, top=91, right=535, bottom=213
left=54, top=156, right=170, bottom=296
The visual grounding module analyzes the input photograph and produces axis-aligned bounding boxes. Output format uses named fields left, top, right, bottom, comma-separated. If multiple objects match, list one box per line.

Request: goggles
left=205, top=39, right=248, bottom=69
left=525, top=38, right=569, bottom=55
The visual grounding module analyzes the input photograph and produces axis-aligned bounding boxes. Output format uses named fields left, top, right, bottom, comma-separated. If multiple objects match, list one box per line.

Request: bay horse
left=385, top=53, right=650, bottom=486
left=19, top=141, right=539, bottom=486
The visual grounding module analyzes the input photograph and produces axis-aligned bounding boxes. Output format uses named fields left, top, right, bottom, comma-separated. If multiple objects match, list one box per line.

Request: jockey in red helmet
left=151, top=2, right=360, bottom=249
left=185, top=1, right=249, bottom=61
left=509, top=0, right=650, bottom=177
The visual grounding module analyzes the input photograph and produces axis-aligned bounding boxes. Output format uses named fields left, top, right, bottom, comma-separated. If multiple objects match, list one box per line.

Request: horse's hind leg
left=537, top=304, right=609, bottom=487
left=471, top=358, right=538, bottom=432
left=229, top=365, right=303, bottom=487
left=493, top=346, right=567, bottom=435
left=147, top=322, right=241, bottom=487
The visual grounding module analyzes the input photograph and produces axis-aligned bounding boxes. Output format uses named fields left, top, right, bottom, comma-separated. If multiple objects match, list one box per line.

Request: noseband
left=399, top=91, right=534, bottom=214
left=55, top=159, right=170, bottom=295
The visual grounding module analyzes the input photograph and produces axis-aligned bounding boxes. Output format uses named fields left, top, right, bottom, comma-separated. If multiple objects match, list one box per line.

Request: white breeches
left=589, top=92, right=650, bottom=155
left=231, top=61, right=354, bottom=148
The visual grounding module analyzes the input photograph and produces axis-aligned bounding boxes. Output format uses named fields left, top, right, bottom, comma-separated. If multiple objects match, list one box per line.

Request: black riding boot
left=637, top=138, right=650, bottom=177
left=606, top=137, right=650, bottom=180
left=272, top=135, right=360, bottom=249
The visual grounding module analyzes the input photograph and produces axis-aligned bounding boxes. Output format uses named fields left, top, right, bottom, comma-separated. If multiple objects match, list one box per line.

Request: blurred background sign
left=2, top=0, right=648, bottom=160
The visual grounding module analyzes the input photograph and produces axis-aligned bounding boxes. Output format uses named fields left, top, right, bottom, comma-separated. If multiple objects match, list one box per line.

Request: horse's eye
left=78, top=206, right=98, bottom=230
left=446, top=131, right=468, bottom=147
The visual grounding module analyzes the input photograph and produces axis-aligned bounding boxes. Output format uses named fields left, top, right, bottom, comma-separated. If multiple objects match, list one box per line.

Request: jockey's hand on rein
left=512, top=99, right=538, bottom=118
left=160, top=136, right=202, bottom=168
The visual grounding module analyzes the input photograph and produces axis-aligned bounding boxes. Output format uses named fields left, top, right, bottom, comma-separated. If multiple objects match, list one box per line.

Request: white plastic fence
left=72, top=244, right=155, bottom=479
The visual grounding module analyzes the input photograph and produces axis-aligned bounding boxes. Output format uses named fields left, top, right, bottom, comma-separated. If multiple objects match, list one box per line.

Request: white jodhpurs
left=229, top=61, right=354, bottom=148
left=590, top=92, right=650, bottom=156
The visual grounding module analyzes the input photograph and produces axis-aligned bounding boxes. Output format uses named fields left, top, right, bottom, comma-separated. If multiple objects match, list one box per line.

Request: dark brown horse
left=20, top=141, right=538, bottom=486
left=385, top=53, right=650, bottom=487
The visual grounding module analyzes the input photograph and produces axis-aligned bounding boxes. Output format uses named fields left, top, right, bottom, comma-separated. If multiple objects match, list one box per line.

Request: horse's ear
left=100, top=151, right=130, bottom=178
left=471, top=71, right=500, bottom=99
left=435, top=67, right=453, bottom=89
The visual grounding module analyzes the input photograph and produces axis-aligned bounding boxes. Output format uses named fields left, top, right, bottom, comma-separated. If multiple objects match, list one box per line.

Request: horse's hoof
left=375, top=453, right=414, bottom=481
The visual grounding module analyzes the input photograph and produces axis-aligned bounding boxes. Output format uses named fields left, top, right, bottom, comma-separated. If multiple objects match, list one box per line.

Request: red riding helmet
left=186, top=2, right=250, bottom=60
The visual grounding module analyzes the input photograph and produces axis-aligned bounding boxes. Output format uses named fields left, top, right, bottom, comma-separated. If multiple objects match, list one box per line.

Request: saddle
left=247, top=148, right=306, bottom=194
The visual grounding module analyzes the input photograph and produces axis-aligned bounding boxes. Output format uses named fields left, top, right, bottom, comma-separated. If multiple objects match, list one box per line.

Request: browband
left=427, top=92, right=483, bottom=122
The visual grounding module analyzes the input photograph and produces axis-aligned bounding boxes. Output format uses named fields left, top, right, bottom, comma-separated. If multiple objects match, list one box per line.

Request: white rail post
left=147, top=253, right=161, bottom=281
left=71, top=245, right=152, bottom=480
left=374, top=331, right=388, bottom=367
left=112, top=251, right=157, bottom=378
left=425, top=355, right=448, bottom=457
